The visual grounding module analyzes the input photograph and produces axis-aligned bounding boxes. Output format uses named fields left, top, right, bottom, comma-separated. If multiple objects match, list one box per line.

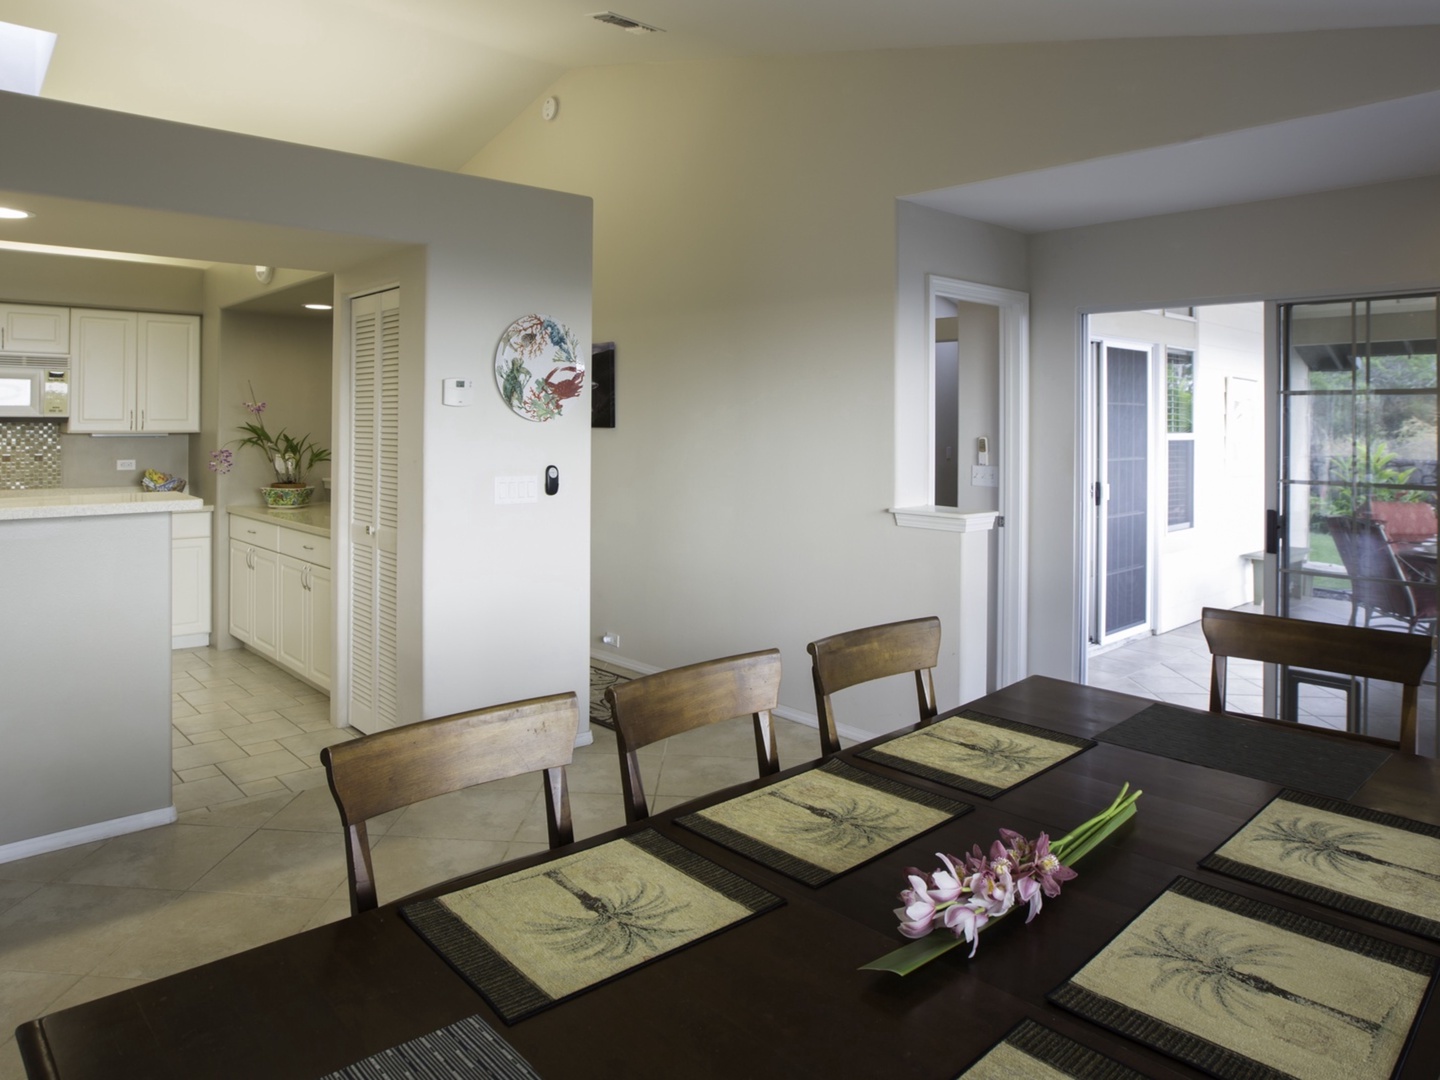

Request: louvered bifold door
left=348, top=289, right=400, bottom=733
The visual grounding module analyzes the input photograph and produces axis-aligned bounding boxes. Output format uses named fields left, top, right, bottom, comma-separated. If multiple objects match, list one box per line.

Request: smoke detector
left=590, top=11, right=664, bottom=34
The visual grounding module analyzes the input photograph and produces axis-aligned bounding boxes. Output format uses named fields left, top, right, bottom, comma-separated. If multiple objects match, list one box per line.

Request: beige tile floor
left=0, top=649, right=824, bottom=1078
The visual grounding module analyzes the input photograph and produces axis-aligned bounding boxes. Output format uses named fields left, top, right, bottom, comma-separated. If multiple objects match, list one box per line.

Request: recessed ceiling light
left=304, top=303, right=333, bottom=311
left=0, top=206, right=32, bottom=220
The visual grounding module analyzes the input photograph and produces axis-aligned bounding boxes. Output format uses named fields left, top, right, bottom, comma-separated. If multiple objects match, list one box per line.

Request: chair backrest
left=1199, top=606, right=1431, bottom=753
left=321, top=691, right=578, bottom=914
left=1327, top=516, right=1418, bottom=624
left=1367, top=499, right=1437, bottom=545
left=806, top=616, right=940, bottom=756
left=604, top=649, right=782, bottom=822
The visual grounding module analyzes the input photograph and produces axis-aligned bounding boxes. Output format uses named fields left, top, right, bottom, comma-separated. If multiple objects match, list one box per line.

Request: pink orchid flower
left=894, top=875, right=938, bottom=938
left=942, top=901, right=990, bottom=957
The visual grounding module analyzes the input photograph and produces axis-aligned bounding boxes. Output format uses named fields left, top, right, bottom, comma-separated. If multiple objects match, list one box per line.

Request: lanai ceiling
left=4, top=0, right=1440, bottom=171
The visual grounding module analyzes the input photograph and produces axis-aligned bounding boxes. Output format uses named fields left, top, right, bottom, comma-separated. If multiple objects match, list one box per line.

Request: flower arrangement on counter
left=861, top=783, right=1141, bottom=975
left=208, top=387, right=330, bottom=491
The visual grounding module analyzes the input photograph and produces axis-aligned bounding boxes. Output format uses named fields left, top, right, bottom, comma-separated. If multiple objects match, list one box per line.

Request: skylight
left=0, top=20, right=57, bottom=96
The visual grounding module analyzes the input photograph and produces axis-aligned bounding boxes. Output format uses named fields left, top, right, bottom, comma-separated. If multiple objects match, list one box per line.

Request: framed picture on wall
left=592, top=341, right=616, bottom=428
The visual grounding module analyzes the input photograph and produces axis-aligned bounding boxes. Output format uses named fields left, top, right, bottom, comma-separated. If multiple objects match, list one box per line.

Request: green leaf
left=857, top=932, right=966, bottom=975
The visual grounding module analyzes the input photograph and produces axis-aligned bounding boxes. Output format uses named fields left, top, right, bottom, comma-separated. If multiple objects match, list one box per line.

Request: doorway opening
left=1082, top=304, right=1265, bottom=709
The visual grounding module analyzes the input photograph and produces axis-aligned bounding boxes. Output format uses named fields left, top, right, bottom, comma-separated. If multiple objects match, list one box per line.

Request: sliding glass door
left=1278, top=295, right=1438, bottom=749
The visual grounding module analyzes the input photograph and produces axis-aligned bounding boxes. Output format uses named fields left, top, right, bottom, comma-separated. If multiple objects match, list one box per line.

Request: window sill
left=889, top=507, right=999, bottom=533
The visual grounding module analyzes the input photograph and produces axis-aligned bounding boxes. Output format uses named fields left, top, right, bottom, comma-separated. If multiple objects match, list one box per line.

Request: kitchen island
left=0, top=488, right=208, bottom=862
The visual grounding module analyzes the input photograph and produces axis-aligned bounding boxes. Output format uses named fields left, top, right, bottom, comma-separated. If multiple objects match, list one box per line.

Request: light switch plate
left=495, top=475, right=538, bottom=504
left=971, top=465, right=997, bottom=487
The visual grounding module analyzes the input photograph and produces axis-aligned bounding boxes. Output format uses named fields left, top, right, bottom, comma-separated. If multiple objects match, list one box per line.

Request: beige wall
left=464, top=29, right=1440, bottom=735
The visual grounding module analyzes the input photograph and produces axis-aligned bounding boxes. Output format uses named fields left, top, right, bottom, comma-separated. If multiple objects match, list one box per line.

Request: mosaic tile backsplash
left=0, top=420, right=62, bottom=489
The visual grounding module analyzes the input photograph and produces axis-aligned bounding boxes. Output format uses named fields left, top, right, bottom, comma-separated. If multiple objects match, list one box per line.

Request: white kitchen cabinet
left=278, top=555, right=331, bottom=691
left=229, top=512, right=330, bottom=691
left=171, top=510, right=212, bottom=648
left=228, top=536, right=279, bottom=660
left=0, top=303, right=69, bottom=355
left=67, top=308, right=200, bottom=433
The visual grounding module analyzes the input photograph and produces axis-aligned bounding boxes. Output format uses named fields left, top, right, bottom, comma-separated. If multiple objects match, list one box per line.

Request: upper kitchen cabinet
left=0, top=303, right=69, bottom=355
left=67, top=309, right=200, bottom=433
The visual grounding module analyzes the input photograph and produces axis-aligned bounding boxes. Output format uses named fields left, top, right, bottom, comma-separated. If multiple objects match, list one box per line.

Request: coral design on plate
left=495, top=314, right=584, bottom=422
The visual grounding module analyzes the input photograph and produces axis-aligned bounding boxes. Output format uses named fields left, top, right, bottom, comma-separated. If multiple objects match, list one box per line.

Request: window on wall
left=1166, top=348, right=1195, bottom=530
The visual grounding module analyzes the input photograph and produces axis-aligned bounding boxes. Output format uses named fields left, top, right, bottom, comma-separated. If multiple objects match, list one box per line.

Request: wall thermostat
left=442, top=378, right=474, bottom=406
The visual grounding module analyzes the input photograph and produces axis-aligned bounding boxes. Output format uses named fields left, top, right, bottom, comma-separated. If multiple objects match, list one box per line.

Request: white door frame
left=925, top=275, right=1029, bottom=687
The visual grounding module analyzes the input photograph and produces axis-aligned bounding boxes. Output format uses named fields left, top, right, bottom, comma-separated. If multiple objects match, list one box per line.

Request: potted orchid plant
left=209, top=387, right=330, bottom=508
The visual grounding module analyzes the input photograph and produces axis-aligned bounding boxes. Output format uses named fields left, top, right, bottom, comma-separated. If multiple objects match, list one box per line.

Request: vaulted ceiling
left=6, top=0, right=1440, bottom=169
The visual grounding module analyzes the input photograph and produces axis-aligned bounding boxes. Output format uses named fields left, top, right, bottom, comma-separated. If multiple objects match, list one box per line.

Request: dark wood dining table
left=16, top=676, right=1440, bottom=1079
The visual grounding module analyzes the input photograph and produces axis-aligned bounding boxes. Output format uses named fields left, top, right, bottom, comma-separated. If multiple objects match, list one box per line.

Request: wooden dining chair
left=320, top=691, right=578, bottom=914
left=806, top=616, right=941, bottom=756
left=1200, top=606, right=1432, bottom=753
left=604, top=649, right=782, bottom=822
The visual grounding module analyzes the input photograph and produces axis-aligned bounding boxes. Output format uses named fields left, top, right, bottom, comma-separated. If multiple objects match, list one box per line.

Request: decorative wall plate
left=494, top=315, right=584, bottom=422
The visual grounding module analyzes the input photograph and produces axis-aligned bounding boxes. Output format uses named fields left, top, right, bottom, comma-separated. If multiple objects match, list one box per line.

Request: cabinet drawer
left=172, top=512, right=212, bottom=540
left=277, top=526, right=330, bottom=568
left=229, top=516, right=279, bottom=552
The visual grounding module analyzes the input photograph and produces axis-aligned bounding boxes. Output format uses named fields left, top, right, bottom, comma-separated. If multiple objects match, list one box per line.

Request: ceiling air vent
left=590, top=11, right=664, bottom=34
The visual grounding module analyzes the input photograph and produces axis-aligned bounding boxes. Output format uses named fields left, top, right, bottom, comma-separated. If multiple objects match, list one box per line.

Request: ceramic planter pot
left=261, top=484, right=314, bottom=508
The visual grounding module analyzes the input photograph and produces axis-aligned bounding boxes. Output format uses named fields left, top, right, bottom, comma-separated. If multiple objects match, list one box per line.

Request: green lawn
left=1303, top=530, right=1347, bottom=592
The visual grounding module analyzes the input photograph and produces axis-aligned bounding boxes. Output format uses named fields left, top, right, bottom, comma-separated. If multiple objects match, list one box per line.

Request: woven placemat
left=402, top=829, right=781, bottom=1023
left=1050, top=876, right=1436, bottom=1080
left=676, top=758, right=971, bottom=886
left=1095, top=702, right=1390, bottom=800
left=860, top=710, right=1094, bottom=798
left=956, top=1019, right=1146, bottom=1079
left=322, top=1014, right=540, bottom=1079
left=1201, top=789, right=1440, bottom=942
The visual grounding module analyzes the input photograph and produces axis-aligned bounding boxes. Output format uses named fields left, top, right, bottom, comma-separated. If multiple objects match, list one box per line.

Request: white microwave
left=0, top=359, right=69, bottom=418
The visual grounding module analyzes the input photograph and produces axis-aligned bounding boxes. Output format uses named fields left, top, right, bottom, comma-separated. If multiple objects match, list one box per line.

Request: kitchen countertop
left=228, top=503, right=331, bottom=538
left=0, top=487, right=207, bottom=521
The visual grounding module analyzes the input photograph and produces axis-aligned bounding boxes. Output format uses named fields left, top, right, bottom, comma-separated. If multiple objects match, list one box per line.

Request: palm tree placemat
left=857, top=710, right=1095, bottom=798
left=589, top=666, right=628, bottom=730
left=675, top=759, right=971, bottom=887
left=956, top=1018, right=1147, bottom=1080
left=401, top=829, right=781, bottom=1023
left=1200, top=789, right=1440, bottom=942
left=1049, top=876, right=1436, bottom=1080
left=1094, top=702, right=1390, bottom=800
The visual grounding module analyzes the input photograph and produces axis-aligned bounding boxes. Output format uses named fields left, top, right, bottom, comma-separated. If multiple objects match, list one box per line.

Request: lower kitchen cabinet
left=229, top=537, right=279, bottom=660
left=278, top=555, right=331, bottom=692
left=172, top=510, right=213, bottom=647
left=229, top=512, right=330, bottom=691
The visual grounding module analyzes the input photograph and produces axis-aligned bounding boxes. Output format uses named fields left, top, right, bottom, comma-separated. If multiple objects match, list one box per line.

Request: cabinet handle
left=304, top=565, right=311, bottom=592
left=302, top=544, right=314, bottom=551
left=129, top=409, right=135, bottom=431
left=140, top=409, right=146, bottom=430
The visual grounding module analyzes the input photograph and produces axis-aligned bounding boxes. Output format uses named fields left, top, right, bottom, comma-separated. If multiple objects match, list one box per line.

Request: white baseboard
left=0, top=806, right=178, bottom=865
left=590, top=651, right=872, bottom=746
left=173, top=633, right=211, bottom=649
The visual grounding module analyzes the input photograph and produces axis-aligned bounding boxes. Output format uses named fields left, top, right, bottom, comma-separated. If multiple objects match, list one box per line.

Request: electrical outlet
left=601, top=632, right=621, bottom=647
left=116, top=459, right=136, bottom=471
